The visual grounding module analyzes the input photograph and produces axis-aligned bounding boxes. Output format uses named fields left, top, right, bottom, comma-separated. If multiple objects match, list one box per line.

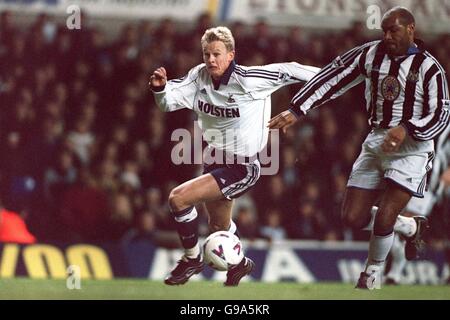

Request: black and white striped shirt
left=289, top=40, right=450, bottom=141
left=429, top=124, right=450, bottom=196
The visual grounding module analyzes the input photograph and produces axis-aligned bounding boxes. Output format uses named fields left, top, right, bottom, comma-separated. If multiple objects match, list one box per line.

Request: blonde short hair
left=201, top=26, right=235, bottom=51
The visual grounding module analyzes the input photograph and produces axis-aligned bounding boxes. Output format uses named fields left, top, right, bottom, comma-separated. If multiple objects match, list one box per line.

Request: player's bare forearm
left=267, top=110, right=298, bottom=133
left=381, top=125, right=407, bottom=153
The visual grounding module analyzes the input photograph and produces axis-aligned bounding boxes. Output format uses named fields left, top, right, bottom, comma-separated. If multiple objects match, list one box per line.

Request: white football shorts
left=347, top=128, right=434, bottom=198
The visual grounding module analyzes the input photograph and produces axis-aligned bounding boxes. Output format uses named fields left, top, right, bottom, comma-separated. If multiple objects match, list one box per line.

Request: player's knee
left=341, top=207, right=368, bottom=230
left=342, top=214, right=360, bottom=229
left=373, top=220, right=394, bottom=235
left=168, top=187, right=188, bottom=212
left=373, top=209, right=396, bottom=235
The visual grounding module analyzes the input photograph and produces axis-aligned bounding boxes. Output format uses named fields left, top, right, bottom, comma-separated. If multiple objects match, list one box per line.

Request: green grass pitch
left=0, top=278, right=449, bottom=300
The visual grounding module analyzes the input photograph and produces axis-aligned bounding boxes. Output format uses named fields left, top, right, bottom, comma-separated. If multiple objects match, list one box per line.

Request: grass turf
left=0, top=278, right=449, bottom=300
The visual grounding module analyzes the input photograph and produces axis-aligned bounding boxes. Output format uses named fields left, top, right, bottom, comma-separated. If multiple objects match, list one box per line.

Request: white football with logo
left=203, top=231, right=244, bottom=271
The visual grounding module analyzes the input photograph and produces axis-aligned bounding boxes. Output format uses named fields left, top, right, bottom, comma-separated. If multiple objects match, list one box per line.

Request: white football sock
left=365, top=231, right=394, bottom=274
left=228, top=220, right=237, bottom=234
left=363, top=206, right=378, bottom=231
left=386, top=234, right=407, bottom=282
left=363, top=208, right=417, bottom=237
left=394, top=215, right=417, bottom=237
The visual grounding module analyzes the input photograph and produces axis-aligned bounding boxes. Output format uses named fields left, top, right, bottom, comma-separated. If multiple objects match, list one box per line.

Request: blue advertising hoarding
left=0, top=240, right=448, bottom=285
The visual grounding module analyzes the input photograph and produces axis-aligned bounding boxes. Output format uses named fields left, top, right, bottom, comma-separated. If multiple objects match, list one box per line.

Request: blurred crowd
left=0, top=11, right=449, bottom=246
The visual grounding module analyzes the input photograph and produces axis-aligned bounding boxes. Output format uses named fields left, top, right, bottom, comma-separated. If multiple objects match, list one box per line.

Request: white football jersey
left=153, top=61, right=319, bottom=156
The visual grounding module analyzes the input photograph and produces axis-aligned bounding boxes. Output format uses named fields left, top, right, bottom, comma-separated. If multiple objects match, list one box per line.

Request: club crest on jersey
left=406, top=70, right=419, bottom=82
left=443, top=99, right=450, bottom=108
left=381, top=75, right=401, bottom=101
left=278, top=72, right=291, bottom=82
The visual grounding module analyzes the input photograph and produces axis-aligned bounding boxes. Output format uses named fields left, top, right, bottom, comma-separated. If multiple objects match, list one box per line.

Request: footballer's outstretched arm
left=150, top=64, right=203, bottom=112
left=269, top=42, right=376, bottom=132
left=237, top=62, right=319, bottom=98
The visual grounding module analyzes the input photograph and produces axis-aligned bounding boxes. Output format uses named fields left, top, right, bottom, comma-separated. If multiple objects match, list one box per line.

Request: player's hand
left=381, top=125, right=407, bottom=153
left=267, top=110, right=298, bottom=134
left=149, top=67, right=167, bottom=88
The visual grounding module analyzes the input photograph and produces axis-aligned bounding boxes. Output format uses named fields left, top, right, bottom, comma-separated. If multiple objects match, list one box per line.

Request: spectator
left=43, top=148, right=78, bottom=202
left=1, top=11, right=447, bottom=243
left=121, top=210, right=157, bottom=244
left=235, top=206, right=259, bottom=240
left=67, top=117, right=96, bottom=165
left=260, top=208, right=286, bottom=243
left=288, top=200, right=327, bottom=240
left=59, top=168, right=110, bottom=241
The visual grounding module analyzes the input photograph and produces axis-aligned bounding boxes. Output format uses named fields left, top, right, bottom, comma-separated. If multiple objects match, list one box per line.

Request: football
left=203, top=231, right=244, bottom=271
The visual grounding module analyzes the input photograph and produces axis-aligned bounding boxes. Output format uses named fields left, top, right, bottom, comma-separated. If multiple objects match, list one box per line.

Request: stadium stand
left=0, top=10, right=448, bottom=249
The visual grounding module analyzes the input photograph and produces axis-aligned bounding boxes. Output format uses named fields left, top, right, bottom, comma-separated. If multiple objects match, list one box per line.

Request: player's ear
left=407, top=23, right=415, bottom=36
left=228, top=50, right=235, bottom=62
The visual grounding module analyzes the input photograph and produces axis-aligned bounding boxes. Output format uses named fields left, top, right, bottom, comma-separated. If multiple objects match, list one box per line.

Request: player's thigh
left=343, top=137, right=384, bottom=226
left=342, top=187, right=380, bottom=228
left=170, top=173, right=224, bottom=208
left=347, top=145, right=384, bottom=191
left=205, top=198, right=234, bottom=231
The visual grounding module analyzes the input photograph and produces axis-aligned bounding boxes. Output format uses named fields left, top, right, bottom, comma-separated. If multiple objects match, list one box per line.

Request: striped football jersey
left=289, top=40, right=449, bottom=142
